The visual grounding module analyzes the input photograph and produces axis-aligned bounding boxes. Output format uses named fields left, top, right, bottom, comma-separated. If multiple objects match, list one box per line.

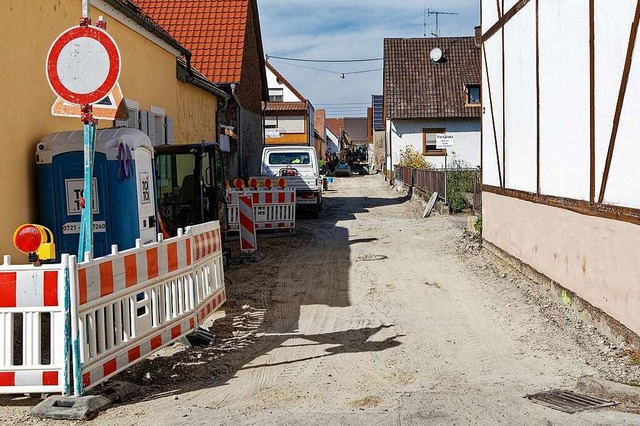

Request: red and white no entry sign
left=46, top=25, right=121, bottom=105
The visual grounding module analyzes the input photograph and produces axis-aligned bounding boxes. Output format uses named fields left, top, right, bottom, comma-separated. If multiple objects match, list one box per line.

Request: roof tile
left=134, top=0, right=251, bottom=84
left=383, top=37, right=481, bottom=120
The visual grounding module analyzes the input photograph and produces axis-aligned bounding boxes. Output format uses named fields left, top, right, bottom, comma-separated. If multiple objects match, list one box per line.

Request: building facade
left=481, top=0, right=640, bottom=335
left=0, top=0, right=223, bottom=258
left=264, top=62, right=315, bottom=147
left=383, top=36, right=481, bottom=170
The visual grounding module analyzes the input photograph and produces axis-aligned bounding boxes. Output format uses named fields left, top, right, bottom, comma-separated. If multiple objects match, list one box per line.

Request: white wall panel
left=594, top=0, right=638, bottom=205
left=503, top=0, right=519, bottom=13
left=482, top=35, right=504, bottom=186
left=538, top=0, right=590, bottom=200
left=482, top=0, right=501, bottom=33
left=603, top=47, right=640, bottom=208
left=504, top=4, right=537, bottom=192
left=391, top=119, right=481, bottom=169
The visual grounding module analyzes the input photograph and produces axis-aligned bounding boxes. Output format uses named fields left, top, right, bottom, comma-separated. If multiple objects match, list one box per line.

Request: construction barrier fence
left=0, top=221, right=225, bottom=397
left=226, top=188, right=296, bottom=232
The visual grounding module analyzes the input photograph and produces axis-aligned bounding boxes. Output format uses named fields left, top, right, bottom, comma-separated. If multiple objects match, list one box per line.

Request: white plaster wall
left=481, top=0, right=500, bottom=32
left=326, top=128, right=339, bottom=154
left=484, top=192, right=640, bottom=336
left=538, top=0, right=590, bottom=201
left=504, top=1, right=537, bottom=193
left=482, top=33, right=504, bottom=186
left=594, top=1, right=640, bottom=208
left=266, top=66, right=303, bottom=102
left=390, top=119, right=481, bottom=169
left=503, top=0, right=519, bottom=13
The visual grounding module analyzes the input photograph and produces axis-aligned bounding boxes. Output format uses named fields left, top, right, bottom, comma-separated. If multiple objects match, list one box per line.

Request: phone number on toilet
left=62, top=221, right=107, bottom=234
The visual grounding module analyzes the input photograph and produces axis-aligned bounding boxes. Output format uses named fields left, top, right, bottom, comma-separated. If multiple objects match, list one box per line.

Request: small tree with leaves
left=398, top=145, right=433, bottom=170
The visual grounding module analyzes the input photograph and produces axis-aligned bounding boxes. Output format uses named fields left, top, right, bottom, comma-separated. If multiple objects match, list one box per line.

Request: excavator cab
left=154, top=143, right=226, bottom=238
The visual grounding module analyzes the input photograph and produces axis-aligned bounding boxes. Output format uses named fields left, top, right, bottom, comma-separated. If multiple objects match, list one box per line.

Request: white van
left=254, top=146, right=323, bottom=218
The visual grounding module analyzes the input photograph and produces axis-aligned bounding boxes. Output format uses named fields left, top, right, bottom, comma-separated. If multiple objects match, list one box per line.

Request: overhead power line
left=268, top=59, right=382, bottom=78
left=266, top=54, right=383, bottom=63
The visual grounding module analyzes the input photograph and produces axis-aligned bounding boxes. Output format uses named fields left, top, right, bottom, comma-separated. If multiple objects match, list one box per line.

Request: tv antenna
left=425, top=8, right=458, bottom=37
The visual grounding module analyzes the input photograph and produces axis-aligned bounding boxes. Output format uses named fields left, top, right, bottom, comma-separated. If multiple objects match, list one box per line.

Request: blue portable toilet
left=36, top=128, right=157, bottom=260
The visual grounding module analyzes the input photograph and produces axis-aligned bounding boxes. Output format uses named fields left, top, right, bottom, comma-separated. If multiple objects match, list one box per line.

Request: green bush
left=398, top=145, right=433, bottom=170
left=474, top=214, right=482, bottom=235
left=446, top=159, right=476, bottom=213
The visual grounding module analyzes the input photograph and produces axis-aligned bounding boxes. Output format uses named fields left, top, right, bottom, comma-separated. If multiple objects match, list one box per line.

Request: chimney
left=475, top=26, right=482, bottom=47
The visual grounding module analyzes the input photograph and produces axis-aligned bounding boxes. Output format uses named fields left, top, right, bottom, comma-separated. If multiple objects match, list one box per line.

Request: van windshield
left=268, top=152, right=311, bottom=165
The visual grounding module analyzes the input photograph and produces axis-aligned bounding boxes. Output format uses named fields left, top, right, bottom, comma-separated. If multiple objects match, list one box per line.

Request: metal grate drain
left=525, top=389, right=618, bottom=414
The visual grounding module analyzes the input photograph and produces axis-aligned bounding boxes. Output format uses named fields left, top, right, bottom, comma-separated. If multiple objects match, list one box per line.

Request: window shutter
left=146, top=112, right=157, bottom=145
left=165, top=117, right=174, bottom=145
left=139, top=110, right=149, bottom=134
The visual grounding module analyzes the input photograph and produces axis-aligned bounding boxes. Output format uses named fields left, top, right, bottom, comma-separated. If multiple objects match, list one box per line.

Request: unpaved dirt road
left=5, top=175, right=640, bottom=425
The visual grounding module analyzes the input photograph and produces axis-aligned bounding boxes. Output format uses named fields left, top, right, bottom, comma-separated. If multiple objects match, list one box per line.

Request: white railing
left=0, top=255, right=70, bottom=394
left=0, top=221, right=226, bottom=397
left=226, top=188, right=296, bottom=232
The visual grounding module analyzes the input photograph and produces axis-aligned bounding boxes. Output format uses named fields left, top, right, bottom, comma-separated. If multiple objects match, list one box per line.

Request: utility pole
left=427, top=9, right=459, bottom=37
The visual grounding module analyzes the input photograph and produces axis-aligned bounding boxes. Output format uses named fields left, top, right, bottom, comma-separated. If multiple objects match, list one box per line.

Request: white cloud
left=257, top=0, right=479, bottom=117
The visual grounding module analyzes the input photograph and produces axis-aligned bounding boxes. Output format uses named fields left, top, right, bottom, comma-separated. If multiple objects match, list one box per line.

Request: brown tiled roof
left=135, top=0, right=260, bottom=84
left=264, top=102, right=307, bottom=112
left=343, top=117, right=368, bottom=143
left=383, top=37, right=481, bottom=120
left=326, top=118, right=344, bottom=138
left=266, top=61, right=306, bottom=102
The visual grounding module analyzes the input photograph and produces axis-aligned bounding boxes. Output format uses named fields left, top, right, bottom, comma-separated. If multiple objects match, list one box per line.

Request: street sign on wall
left=436, top=134, right=454, bottom=149
left=46, top=25, right=121, bottom=106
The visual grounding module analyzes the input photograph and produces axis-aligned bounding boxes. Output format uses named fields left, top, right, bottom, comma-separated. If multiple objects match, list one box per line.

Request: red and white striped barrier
left=0, top=255, right=70, bottom=394
left=226, top=188, right=296, bottom=232
left=0, top=221, right=226, bottom=397
left=226, top=192, right=239, bottom=232
left=238, top=195, right=257, bottom=253
left=70, top=221, right=225, bottom=396
left=245, top=189, right=296, bottom=230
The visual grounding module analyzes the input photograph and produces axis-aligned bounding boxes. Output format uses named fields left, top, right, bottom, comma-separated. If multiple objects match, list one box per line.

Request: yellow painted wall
left=176, top=81, right=217, bottom=144
left=0, top=1, right=216, bottom=259
left=266, top=134, right=308, bottom=145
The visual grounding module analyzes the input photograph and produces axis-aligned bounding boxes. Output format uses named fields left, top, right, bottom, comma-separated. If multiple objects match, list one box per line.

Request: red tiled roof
left=105, top=0, right=188, bottom=55
left=264, top=102, right=307, bottom=112
left=134, top=0, right=252, bottom=84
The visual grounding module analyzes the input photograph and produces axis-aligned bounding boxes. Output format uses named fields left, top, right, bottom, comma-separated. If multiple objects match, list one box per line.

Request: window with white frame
left=269, top=88, right=283, bottom=102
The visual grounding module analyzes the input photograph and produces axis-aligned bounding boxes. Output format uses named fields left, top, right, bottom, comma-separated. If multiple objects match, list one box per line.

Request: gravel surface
left=3, top=174, right=639, bottom=425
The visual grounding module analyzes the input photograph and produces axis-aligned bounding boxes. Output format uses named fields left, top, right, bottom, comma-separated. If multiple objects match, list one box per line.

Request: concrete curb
left=576, top=376, right=640, bottom=409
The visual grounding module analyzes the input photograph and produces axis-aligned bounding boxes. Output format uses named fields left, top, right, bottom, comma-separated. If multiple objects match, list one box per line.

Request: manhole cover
left=525, top=390, right=618, bottom=414
left=356, top=254, right=388, bottom=262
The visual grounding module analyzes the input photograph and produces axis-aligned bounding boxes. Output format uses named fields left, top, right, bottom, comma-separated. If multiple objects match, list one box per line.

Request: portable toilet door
left=36, top=133, right=113, bottom=259
left=37, top=128, right=157, bottom=260
left=101, top=129, right=157, bottom=247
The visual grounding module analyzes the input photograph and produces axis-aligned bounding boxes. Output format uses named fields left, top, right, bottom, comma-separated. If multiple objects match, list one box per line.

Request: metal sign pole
left=77, top=107, right=96, bottom=262
left=444, top=150, right=448, bottom=205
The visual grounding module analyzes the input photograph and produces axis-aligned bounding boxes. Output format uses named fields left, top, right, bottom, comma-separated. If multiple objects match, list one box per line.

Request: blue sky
left=257, top=0, right=480, bottom=117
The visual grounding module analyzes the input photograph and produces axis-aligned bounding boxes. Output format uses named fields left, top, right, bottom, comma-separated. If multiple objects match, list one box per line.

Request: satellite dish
left=430, top=47, right=443, bottom=62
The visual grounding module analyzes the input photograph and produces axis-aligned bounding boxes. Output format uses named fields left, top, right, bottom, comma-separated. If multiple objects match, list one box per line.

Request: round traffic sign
left=46, top=26, right=121, bottom=105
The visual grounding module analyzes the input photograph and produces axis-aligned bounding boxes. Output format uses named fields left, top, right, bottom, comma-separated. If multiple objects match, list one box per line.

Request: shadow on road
left=108, top=176, right=410, bottom=403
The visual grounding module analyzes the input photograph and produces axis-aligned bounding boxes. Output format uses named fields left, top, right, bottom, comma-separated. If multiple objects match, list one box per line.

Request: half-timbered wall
left=481, top=0, right=640, bottom=336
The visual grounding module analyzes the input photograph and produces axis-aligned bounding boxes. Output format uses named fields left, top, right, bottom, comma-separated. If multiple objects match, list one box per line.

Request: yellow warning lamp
left=277, top=178, right=287, bottom=189
left=263, top=178, right=273, bottom=189
left=233, top=178, right=245, bottom=190
left=13, top=224, right=56, bottom=263
left=224, top=180, right=230, bottom=189
left=247, top=178, right=258, bottom=189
